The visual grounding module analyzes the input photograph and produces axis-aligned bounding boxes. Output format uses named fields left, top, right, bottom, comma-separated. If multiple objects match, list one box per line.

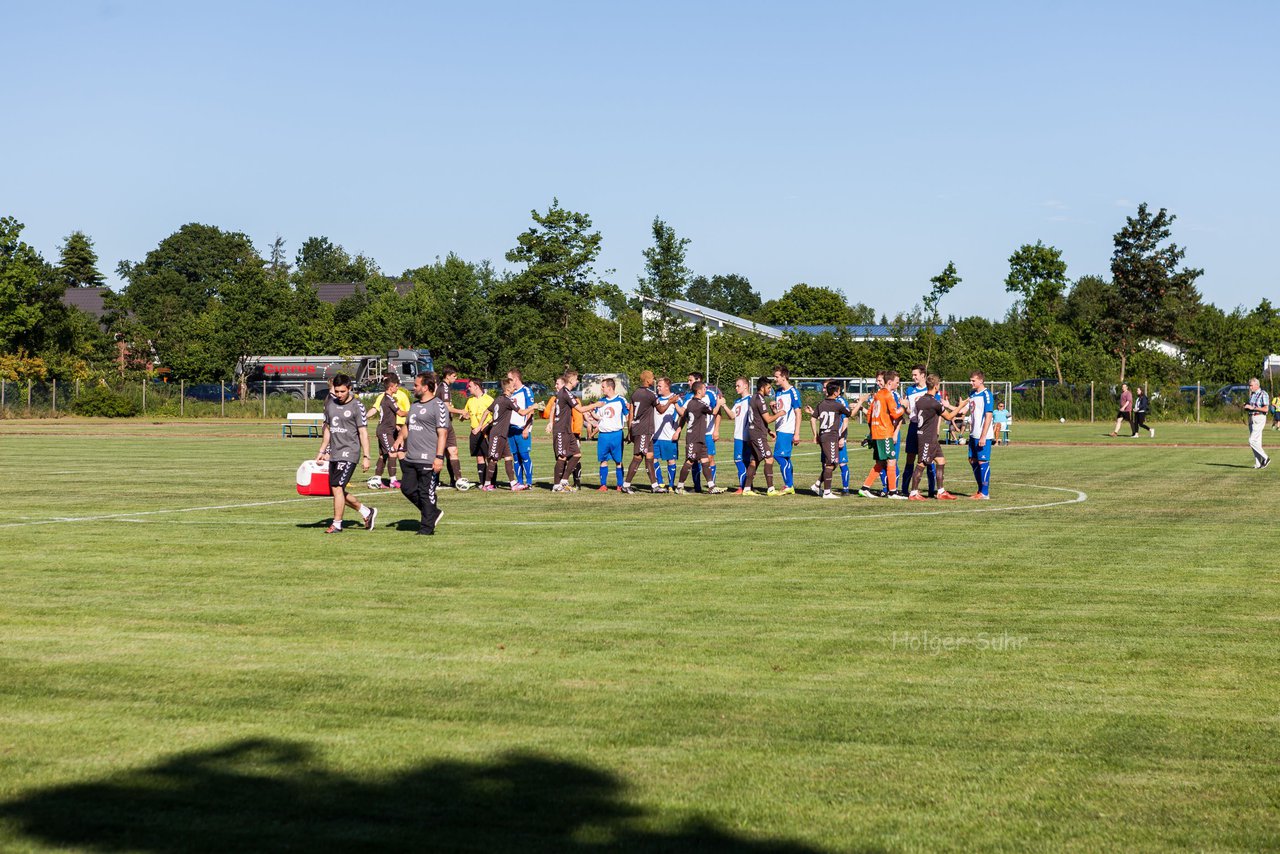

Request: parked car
left=1216, top=384, right=1250, bottom=405
left=1179, top=384, right=1208, bottom=403
left=1012, top=378, right=1060, bottom=395
left=184, top=383, right=239, bottom=402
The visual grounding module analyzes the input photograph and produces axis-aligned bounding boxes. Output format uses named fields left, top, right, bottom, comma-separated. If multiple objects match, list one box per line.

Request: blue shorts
left=597, top=431, right=624, bottom=463
left=774, top=432, right=794, bottom=457
left=705, top=434, right=716, bottom=456
left=893, top=431, right=901, bottom=456
left=968, top=437, right=992, bottom=462
left=654, top=439, right=678, bottom=461
left=508, top=427, right=530, bottom=456
left=905, top=425, right=919, bottom=455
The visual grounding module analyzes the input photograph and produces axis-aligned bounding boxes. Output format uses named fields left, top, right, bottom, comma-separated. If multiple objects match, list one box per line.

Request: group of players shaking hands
left=468, top=363, right=997, bottom=501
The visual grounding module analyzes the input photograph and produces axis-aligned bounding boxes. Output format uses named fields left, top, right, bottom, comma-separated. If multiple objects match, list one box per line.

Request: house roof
left=61, top=286, right=111, bottom=320
left=312, top=281, right=414, bottom=305
left=639, top=296, right=786, bottom=339
left=777, top=324, right=949, bottom=340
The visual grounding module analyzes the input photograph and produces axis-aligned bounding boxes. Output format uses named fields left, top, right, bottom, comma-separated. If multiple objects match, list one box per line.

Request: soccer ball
left=1059, top=417, right=1066, bottom=423
left=366, top=477, right=382, bottom=490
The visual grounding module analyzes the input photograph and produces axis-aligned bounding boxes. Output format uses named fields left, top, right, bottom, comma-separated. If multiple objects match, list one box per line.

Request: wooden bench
left=282, top=412, right=325, bottom=438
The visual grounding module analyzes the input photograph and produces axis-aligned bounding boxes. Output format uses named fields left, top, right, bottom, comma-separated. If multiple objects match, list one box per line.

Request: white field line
left=0, top=491, right=387, bottom=530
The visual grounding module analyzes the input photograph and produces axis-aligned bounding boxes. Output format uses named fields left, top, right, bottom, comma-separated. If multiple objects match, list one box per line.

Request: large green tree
left=919, top=262, right=961, bottom=370
left=1005, top=241, right=1072, bottom=383
left=637, top=217, right=691, bottom=341
left=1104, top=203, right=1203, bottom=382
left=758, top=284, right=860, bottom=327
left=293, top=236, right=377, bottom=288
left=685, top=273, right=762, bottom=317
left=57, top=230, right=105, bottom=288
left=0, top=217, right=65, bottom=354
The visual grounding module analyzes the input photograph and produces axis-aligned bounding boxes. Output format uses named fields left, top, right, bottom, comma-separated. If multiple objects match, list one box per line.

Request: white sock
left=332, top=520, right=342, bottom=530
left=358, top=505, right=371, bottom=519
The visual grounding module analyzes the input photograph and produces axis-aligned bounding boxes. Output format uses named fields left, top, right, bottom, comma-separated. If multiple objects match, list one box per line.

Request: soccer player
left=436, top=366, right=472, bottom=490
left=900, top=364, right=939, bottom=497
left=955, top=370, right=995, bottom=499
left=717, top=377, right=753, bottom=489
left=739, top=378, right=779, bottom=495
left=367, top=372, right=410, bottom=489
left=541, top=377, right=585, bottom=489
left=393, top=371, right=450, bottom=534
left=316, top=373, right=376, bottom=533
left=907, top=375, right=959, bottom=500
left=771, top=365, right=802, bottom=494
left=483, top=378, right=520, bottom=491
left=623, top=370, right=665, bottom=493
left=589, top=378, right=629, bottom=490
left=672, top=382, right=723, bottom=494
left=551, top=370, right=589, bottom=492
left=679, top=371, right=721, bottom=491
left=463, top=379, right=494, bottom=487
left=653, top=377, right=680, bottom=489
left=809, top=380, right=851, bottom=499
left=506, top=369, right=536, bottom=489
left=859, top=371, right=906, bottom=499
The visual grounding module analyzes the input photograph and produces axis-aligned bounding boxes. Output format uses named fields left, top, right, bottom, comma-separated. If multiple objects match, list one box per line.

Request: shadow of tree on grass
left=0, top=739, right=846, bottom=853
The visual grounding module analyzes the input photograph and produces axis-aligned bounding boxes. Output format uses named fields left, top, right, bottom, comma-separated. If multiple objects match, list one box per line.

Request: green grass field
left=1, top=418, right=1277, bottom=852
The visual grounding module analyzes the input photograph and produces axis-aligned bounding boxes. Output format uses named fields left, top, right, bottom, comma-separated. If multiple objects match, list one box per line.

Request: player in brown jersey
left=907, top=374, right=959, bottom=500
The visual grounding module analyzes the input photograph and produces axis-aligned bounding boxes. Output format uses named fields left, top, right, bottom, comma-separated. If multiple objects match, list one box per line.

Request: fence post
left=180, top=379, right=185, bottom=417
left=262, top=380, right=267, bottom=418
left=1196, top=382, right=1201, bottom=423
left=2, top=378, right=5, bottom=408
left=221, top=382, right=225, bottom=417
left=52, top=378, right=57, bottom=415
left=142, top=379, right=147, bottom=414
left=1090, top=381, right=1094, bottom=423
left=1039, top=380, right=1045, bottom=419
left=28, top=378, right=33, bottom=414
left=76, top=379, right=80, bottom=400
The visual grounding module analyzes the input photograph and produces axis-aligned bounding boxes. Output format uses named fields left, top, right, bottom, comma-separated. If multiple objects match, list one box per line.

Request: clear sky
left=5, top=1, right=1277, bottom=319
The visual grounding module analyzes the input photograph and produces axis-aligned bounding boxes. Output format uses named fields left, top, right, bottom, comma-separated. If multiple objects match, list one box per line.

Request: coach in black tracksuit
left=1131, top=387, right=1154, bottom=438
left=395, top=372, right=450, bottom=535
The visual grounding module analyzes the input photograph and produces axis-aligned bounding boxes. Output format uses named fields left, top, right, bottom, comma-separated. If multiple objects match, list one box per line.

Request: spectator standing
left=1244, top=378, right=1271, bottom=469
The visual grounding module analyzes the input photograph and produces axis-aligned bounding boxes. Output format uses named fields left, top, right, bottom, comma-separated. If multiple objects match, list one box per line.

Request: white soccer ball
left=366, top=477, right=382, bottom=489
left=1059, top=417, right=1066, bottom=423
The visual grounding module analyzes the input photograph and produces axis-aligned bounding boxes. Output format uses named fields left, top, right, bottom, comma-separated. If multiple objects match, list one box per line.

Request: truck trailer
left=238, top=349, right=434, bottom=400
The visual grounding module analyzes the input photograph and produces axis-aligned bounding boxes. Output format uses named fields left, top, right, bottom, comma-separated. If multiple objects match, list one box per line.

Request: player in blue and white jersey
left=586, top=378, right=629, bottom=490
left=900, top=364, right=940, bottom=497
left=717, top=377, right=753, bottom=489
left=679, top=372, right=720, bottom=492
left=771, top=365, right=802, bottom=494
left=506, top=369, right=536, bottom=490
left=956, top=370, right=995, bottom=499
left=653, top=376, right=680, bottom=488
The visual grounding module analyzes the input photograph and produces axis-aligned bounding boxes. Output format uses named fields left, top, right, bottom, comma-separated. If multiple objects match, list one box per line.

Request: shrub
left=74, top=385, right=141, bottom=418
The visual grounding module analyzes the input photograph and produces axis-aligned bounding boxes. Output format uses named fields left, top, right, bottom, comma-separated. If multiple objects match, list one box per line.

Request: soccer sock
left=764, top=462, right=774, bottom=489
left=840, top=461, right=849, bottom=490
left=477, top=462, right=486, bottom=484
left=646, top=458, right=657, bottom=485
left=823, top=464, right=833, bottom=492
left=979, top=461, right=990, bottom=495
left=710, top=462, right=717, bottom=482
left=626, top=457, right=641, bottom=483
left=692, top=461, right=702, bottom=490
left=879, top=466, right=888, bottom=490
left=486, top=460, right=497, bottom=483
left=616, top=465, right=624, bottom=486
left=331, top=519, right=342, bottom=530
left=449, top=457, right=461, bottom=484
left=678, top=461, right=691, bottom=484
left=744, top=461, right=757, bottom=489
left=504, top=459, right=516, bottom=485
left=735, top=457, right=747, bottom=486
left=701, top=462, right=713, bottom=485
left=927, top=463, right=936, bottom=495
left=599, top=463, right=609, bottom=485
left=553, top=459, right=566, bottom=484
left=887, top=461, right=898, bottom=492
left=911, top=465, right=924, bottom=493
left=935, top=461, right=945, bottom=490
left=523, top=455, right=533, bottom=485
left=779, top=456, right=792, bottom=487
left=667, top=463, right=677, bottom=484
left=572, top=460, right=581, bottom=486
left=865, top=464, right=883, bottom=489
left=376, top=457, right=386, bottom=477
left=358, top=504, right=371, bottom=520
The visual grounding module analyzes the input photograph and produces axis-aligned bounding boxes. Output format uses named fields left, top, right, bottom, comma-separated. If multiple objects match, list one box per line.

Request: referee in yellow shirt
left=463, top=379, right=495, bottom=486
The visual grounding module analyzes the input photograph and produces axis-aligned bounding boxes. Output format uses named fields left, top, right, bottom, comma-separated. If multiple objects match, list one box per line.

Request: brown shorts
left=918, top=439, right=942, bottom=465
left=629, top=429, right=651, bottom=455
left=554, top=431, right=581, bottom=459
left=685, top=437, right=707, bottom=461
left=488, top=432, right=509, bottom=461
left=747, top=434, right=772, bottom=461
left=820, top=435, right=840, bottom=465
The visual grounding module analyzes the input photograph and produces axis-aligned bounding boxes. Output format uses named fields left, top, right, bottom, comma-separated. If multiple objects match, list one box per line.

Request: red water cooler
left=296, top=460, right=333, bottom=496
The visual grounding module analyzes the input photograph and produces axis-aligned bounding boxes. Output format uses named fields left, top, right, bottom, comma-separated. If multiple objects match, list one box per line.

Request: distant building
left=60, top=285, right=111, bottom=326
left=638, top=295, right=947, bottom=342
left=312, top=281, right=414, bottom=305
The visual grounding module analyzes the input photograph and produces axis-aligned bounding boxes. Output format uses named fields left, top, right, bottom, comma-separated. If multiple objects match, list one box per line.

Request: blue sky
left=5, top=1, right=1276, bottom=318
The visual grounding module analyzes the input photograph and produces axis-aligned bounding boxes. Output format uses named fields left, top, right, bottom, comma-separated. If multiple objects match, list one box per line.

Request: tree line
left=1, top=201, right=1277, bottom=396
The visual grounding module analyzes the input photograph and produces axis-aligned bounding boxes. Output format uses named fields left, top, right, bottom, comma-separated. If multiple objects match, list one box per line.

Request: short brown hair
left=772, top=365, right=789, bottom=379
left=971, top=370, right=985, bottom=381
